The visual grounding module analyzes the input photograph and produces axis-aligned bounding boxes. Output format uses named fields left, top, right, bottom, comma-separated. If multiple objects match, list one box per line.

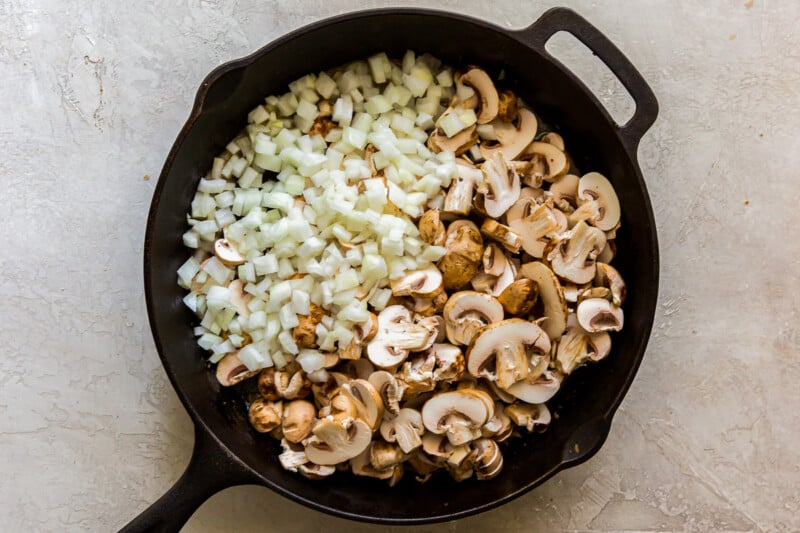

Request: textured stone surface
left=1, top=0, right=798, bottom=531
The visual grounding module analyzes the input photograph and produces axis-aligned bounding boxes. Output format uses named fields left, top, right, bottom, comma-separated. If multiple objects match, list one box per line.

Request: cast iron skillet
left=123, top=7, right=658, bottom=531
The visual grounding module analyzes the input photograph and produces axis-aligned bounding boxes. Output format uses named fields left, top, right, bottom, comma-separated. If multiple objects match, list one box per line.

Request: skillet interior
left=144, top=9, right=658, bottom=523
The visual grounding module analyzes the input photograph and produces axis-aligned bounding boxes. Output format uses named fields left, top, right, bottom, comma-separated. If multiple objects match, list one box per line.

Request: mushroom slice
left=350, top=447, right=396, bottom=480
left=281, top=399, right=316, bottom=443
left=214, top=238, right=245, bottom=266
left=396, top=352, right=436, bottom=398
left=595, top=262, right=626, bottom=306
left=480, top=108, right=538, bottom=161
left=556, top=314, right=613, bottom=374
left=457, top=67, right=499, bottom=123
left=480, top=152, right=521, bottom=218
left=370, top=441, right=407, bottom=470
left=577, top=298, right=624, bottom=333
left=428, top=125, right=478, bottom=156
left=518, top=261, right=568, bottom=341
left=406, top=450, right=442, bottom=482
left=508, top=203, right=560, bottom=258
left=298, top=463, right=337, bottom=480
left=215, top=353, right=259, bottom=387
left=418, top=209, right=446, bottom=246
left=578, top=172, right=621, bottom=231
left=340, top=378, right=384, bottom=431
left=550, top=174, right=580, bottom=210
left=429, top=343, right=466, bottom=382
left=504, top=403, right=552, bottom=432
left=390, top=266, right=443, bottom=298
left=368, top=370, right=406, bottom=415
left=497, top=278, right=539, bottom=316
left=466, top=319, right=550, bottom=390
left=540, top=131, right=565, bottom=151
left=339, top=313, right=379, bottom=360
left=547, top=221, right=607, bottom=284
left=443, top=291, right=504, bottom=346
left=439, top=220, right=484, bottom=290
left=367, top=306, right=434, bottom=369
left=597, top=240, right=616, bottom=263
left=304, top=418, right=373, bottom=465
left=497, top=90, right=518, bottom=122
left=473, top=245, right=516, bottom=297
left=481, top=402, right=513, bottom=442
left=278, top=439, right=309, bottom=472
left=480, top=219, right=522, bottom=254
left=293, top=303, right=326, bottom=349
left=380, top=408, right=426, bottom=453
left=274, top=369, right=311, bottom=400
left=472, top=438, right=503, bottom=480
left=443, top=160, right=483, bottom=216
left=227, top=279, right=251, bottom=318
left=506, top=369, right=562, bottom=404
left=421, top=390, right=494, bottom=446
left=518, top=141, right=568, bottom=184
left=249, top=398, right=282, bottom=433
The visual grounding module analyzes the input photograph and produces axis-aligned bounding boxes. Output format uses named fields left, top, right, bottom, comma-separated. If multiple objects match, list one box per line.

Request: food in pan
left=177, top=51, right=625, bottom=483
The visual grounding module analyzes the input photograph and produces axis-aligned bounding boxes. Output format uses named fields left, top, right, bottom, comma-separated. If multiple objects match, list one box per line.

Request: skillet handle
left=516, top=7, right=659, bottom=153
left=119, top=424, right=257, bottom=533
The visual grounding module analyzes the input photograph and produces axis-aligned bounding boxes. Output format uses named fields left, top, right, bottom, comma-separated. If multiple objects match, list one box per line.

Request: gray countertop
left=2, top=1, right=798, bottom=531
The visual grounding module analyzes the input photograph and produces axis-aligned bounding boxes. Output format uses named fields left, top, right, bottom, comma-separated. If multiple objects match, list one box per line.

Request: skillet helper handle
left=518, top=7, right=659, bottom=153
left=119, top=424, right=255, bottom=533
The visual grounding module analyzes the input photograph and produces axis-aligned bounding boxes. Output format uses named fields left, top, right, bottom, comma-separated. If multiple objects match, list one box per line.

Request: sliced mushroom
left=390, top=266, right=443, bottom=298
left=481, top=402, right=513, bottom=442
left=547, top=221, right=607, bottom=284
left=339, top=313, right=378, bottom=360
left=418, top=209, right=446, bottom=246
left=443, top=160, right=483, bottom=215
left=272, top=369, right=311, bottom=400
left=505, top=368, right=561, bottom=404
left=429, top=343, right=465, bottom=382
left=550, top=173, right=580, bottom=210
left=406, top=450, right=442, bottom=482
left=595, top=262, right=626, bottom=306
left=497, top=90, right=518, bottom=122
left=556, top=314, right=613, bottom=375
left=578, top=172, right=620, bottom=231
left=518, top=141, right=568, bottom=185
left=480, top=152, right=520, bottom=218
left=480, top=108, right=538, bottom=161
left=380, top=407, right=426, bottom=453
left=214, top=238, right=245, bottom=266
left=443, top=291, right=504, bottom=346
left=480, top=219, right=522, bottom=253
left=518, top=261, right=568, bottom=341
left=304, top=418, right=373, bottom=465
left=227, top=279, right=251, bottom=318
left=249, top=398, right=282, bottom=433
left=350, top=446, right=397, bottom=480
left=472, top=438, right=503, bottom=480
left=216, top=353, right=259, bottom=387
left=368, top=370, right=406, bottom=415
left=457, top=66, right=499, bottom=124
left=396, top=351, right=436, bottom=398
left=439, top=220, right=483, bottom=290
left=367, top=306, right=436, bottom=369
left=504, top=403, right=552, bottom=432
left=497, top=278, right=539, bottom=315
left=278, top=439, right=308, bottom=472
left=466, top=319, right=550, bottom=390
left=421, top=389, right=494, bottom=446
left=428, top=125, right=478, bottom=155
left=576, top=298, right=624, bottom=332
left=507, top=203, right=560, bottom=258
left=473, top=244, right=516, bottom=297
left=597, top=240, right=616, bottom=263
left=340, top=378, right=384, bottom=431
left=370, top=440, right=407, bottom=470
left=298, top=462, right=337, bottom=479
left=293, top=303, right=326, bottom=349
left=282, top=399, right=316, bottom=443
left=540, top=131, right=565, bottom=151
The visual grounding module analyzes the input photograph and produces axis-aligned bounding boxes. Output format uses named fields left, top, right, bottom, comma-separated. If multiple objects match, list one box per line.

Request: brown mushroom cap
left=350, top=446, right=397, bottom=480
left=497, top=278, right=539, bottom=315
left=249, top=398, right=282, bottom=433
left=418, top=209, right=446, bottom=246
left=304, top=418, right=373, bottom=465
left=443, top=291, right=504, bottom=346
left=439, top=220, right=484, bottom=290
left=282, top=400, right=316, bottom=443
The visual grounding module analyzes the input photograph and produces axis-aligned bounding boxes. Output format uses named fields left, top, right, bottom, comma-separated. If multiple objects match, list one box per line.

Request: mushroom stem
left=495, top=342, right=529, bottom=390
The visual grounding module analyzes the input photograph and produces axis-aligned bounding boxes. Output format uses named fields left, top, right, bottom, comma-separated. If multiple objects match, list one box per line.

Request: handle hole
left=545, top=31, right=635, bottom=126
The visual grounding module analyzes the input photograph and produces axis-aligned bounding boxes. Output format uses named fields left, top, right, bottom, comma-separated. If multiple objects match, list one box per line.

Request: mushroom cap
left=550, top=173, right=580, bottom=208
left=480, top=108, right=538, bottom=161
left=421, top=390, right=494, bottom=443
left=458, top=67, right=500, bottom=124
left=497, top=278, right=539, bottom=316
left=439, top=220, right=484, bottom=290
left=214, top=238, right=245, bottom=266
left=540, top=131, right=565, bottom=151
left=518, top=141, right=568, bottom=184
left=497, top=90, right=518, bottom=122
left=380, top=407, right=425, bottom=454
left=508, top=203, right=560, bottom=258
left=428, top=125, right=478, bottom=155
left=556, top=314, right=613, bottom=374
left=281, top=399, right=316, bottom=443
left=505, top=369, right=562, bottom=404
left=249, top=398, right=282, bottom=433
left=472, top=438, right=503, bottom=480
left=350, top=447, right=396, bottom=480
left=481, top=152, right=521, bottom=218
left=578, top=172, right=620, bottom=231
left=466, top=319, right=551, bottom=386
left=595, top=262, right=626, bottom=306
left=418, top=209, right=446, bottom=246
left=216, top=353, right=259, bottom=387
left=547, top=221, right=607, bottom=284
left=368, top=370, right=405, bottom=415
left=340, top=378, right=385, bottom=431
left=429, top=343, right=466, bottom=382
left=369, top=440, right=407, bottom=470
left=390, top=266, right=443, bottom=298
left=304, top=418, right=373, bottom=465
left=297, top=462, right=337, bottom=479
left=504, top=402, right=552, bottom=432
left=518, top=261, right=568, bottom=341
left=443, top=291, right=504, bottom=346
left=576, top=297, right=624, bottom=332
